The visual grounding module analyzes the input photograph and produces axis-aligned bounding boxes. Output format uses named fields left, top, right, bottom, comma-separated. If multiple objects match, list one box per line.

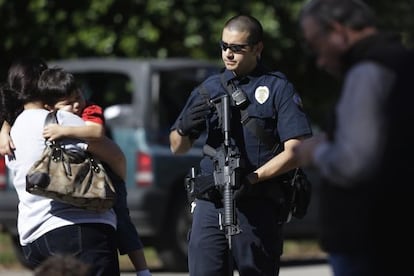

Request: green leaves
left=0, top=0, right=413, bottom=125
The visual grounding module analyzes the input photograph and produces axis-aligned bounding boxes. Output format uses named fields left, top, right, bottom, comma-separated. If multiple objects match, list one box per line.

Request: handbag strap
left=44, top=110, right=58, bottom=127
left=43, top=111, right=59, bottom=147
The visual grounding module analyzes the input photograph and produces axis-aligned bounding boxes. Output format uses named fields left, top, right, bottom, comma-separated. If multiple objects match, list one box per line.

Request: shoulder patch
left=293, top=93, right=303, bottom=108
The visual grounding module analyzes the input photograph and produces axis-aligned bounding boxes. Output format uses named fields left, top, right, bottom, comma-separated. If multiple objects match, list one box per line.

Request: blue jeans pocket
left=22, top=245, right=32, bottom=260
left=22, top=245, right=37, bottom=268
left=44, top=224, right=82, bottom=256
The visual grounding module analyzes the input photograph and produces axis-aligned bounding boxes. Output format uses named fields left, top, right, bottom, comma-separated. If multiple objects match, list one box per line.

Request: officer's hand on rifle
left=177, top=99, right=211, bottom=137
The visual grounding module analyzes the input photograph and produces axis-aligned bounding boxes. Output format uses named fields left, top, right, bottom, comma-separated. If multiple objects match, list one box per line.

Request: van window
left=73, top=72, right=133, bottom=109
left=156, top=66, right=219, bottom=144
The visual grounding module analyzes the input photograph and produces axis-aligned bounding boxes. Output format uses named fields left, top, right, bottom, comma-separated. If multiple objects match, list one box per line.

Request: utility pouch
left=184, top=167, right=197, bottom=202
left=185, top=168, right=215, bottom=202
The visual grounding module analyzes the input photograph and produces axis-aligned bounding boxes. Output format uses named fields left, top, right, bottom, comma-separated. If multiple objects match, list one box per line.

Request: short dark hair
left=38, top=67, right=79, bottom=107
left=299, top=0, right=376, bottom=33
left=224, top=15, right=263, bottom=45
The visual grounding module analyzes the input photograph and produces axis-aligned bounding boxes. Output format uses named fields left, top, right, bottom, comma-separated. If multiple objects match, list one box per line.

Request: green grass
left=0, top=232, right=21, bottom=269
left=0, top=232, right=162, bottom=271
left=283, top=239, right=327, bottom=260
left=118, top=246, right=162, bottom=271
left=1, top=232, right=326, bottom=270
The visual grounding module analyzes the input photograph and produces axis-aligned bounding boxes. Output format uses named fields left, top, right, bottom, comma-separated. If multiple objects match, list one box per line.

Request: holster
left=185, top=170, right=218, bottom=202
left=194, top=174, right=215, bottom=195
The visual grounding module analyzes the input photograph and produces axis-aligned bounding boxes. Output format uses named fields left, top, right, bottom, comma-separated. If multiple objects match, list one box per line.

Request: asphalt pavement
left=0, top=264, right=332, bottom=276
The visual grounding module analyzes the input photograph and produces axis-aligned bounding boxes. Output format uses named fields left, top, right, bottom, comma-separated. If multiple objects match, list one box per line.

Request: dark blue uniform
left=172, top=65, right=312, bottom=276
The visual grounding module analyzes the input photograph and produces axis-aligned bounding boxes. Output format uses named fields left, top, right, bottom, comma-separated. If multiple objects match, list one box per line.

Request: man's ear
left=255, top=41, right=264, bottom=58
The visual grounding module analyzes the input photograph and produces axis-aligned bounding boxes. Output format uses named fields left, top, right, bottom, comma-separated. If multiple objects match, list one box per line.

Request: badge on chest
left=255, top=86, right=269, bottom=104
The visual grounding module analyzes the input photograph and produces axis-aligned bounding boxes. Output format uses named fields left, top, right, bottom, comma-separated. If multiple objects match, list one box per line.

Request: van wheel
left=155, top=194, right=191, bottom=272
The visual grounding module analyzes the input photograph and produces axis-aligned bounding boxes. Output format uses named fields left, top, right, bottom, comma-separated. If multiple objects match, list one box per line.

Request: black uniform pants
left=188, top=198, right=283, bottom=276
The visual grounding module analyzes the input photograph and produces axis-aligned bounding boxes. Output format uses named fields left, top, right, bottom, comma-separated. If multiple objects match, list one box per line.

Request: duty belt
left=193, top=174, right=215, bottom=197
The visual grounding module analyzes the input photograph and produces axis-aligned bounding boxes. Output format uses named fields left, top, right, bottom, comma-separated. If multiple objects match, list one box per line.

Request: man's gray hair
left=300, top=0, right=376, bottom=33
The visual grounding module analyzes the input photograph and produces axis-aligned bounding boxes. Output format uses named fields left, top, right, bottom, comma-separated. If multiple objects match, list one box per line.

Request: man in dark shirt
left=294, top=1, right=414, bottom=275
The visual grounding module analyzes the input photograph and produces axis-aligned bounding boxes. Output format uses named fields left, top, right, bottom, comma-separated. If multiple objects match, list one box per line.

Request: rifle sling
left=198, top=77, right=279, bottom=154
left=220, top=74, right=279, bottom=153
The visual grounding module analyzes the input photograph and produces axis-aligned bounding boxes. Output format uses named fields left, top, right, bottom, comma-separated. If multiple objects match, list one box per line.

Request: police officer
left=170, top=15, right=312, bottom=276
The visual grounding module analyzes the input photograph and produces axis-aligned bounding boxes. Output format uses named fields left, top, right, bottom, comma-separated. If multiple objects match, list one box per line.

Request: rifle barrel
left=223, top=95, right=230, bottom=146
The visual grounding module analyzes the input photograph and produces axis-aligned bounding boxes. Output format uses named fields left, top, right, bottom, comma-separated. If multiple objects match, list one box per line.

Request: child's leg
left=105, top=165, right=149, bottom=272
left=128, top=250, right=150, bottom=274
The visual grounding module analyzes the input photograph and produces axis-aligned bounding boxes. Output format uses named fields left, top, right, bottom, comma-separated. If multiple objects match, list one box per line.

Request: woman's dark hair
left=7, top=57, right=48, bottom=103
left=0, top=84, right=23, bottom=125
left=0, top=57, right=48, bottom=125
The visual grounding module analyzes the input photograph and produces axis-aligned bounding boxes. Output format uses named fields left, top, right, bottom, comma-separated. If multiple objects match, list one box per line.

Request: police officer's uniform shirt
left=172, top=65, right=312, bottom=175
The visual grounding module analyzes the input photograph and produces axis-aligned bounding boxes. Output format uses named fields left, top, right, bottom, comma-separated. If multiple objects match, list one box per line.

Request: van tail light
left=0, top=157, right=6, bottom=190
left=136, top=151, right=153, bottom=187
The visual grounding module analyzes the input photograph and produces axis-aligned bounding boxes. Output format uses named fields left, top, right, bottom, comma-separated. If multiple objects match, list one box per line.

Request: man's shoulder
left=259, top=70, right=293, bottom=91
left=255, top=63, right=288, bottom=80
left=348, top=61, right=395, bottom=82
left=202, top=73, right=222, bottom=86
left=266, top=71, right=288, bottom=80
left=196, top=73, right=223, bottom=96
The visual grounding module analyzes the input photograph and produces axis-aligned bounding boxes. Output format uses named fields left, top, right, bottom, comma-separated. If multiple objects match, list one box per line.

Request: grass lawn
left=0, top=232, right=162, bottom=271
left=1, top=232, right=326, bottom=271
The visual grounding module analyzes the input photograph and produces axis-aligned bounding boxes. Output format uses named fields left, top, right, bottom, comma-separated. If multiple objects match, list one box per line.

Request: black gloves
left=177, top=99, right=211, bottom=138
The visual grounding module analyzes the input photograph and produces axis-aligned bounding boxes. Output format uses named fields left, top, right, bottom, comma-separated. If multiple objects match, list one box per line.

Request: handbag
left=26, top=111, right=116, bottom=212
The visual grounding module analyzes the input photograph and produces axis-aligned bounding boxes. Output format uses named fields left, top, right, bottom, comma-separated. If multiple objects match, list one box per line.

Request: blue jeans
left=22, top=223, right=119, bottom=276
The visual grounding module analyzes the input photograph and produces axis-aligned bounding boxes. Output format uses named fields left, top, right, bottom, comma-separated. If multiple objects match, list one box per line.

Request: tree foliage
left=1, top=0, right=413, bottom=124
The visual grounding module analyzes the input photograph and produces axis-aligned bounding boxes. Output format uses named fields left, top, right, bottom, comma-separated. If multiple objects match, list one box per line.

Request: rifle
left=203, top=94, right=242, bottom=274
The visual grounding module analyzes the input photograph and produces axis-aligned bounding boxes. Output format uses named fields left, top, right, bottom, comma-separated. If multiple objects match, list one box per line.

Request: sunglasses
left=219, top=41, right=250, bottom=53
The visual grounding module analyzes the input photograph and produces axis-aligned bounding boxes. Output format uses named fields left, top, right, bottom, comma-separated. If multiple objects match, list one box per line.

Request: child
left=40, top=67, right=151, bottom=276
left=1, top=65, right=151, bottom=276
